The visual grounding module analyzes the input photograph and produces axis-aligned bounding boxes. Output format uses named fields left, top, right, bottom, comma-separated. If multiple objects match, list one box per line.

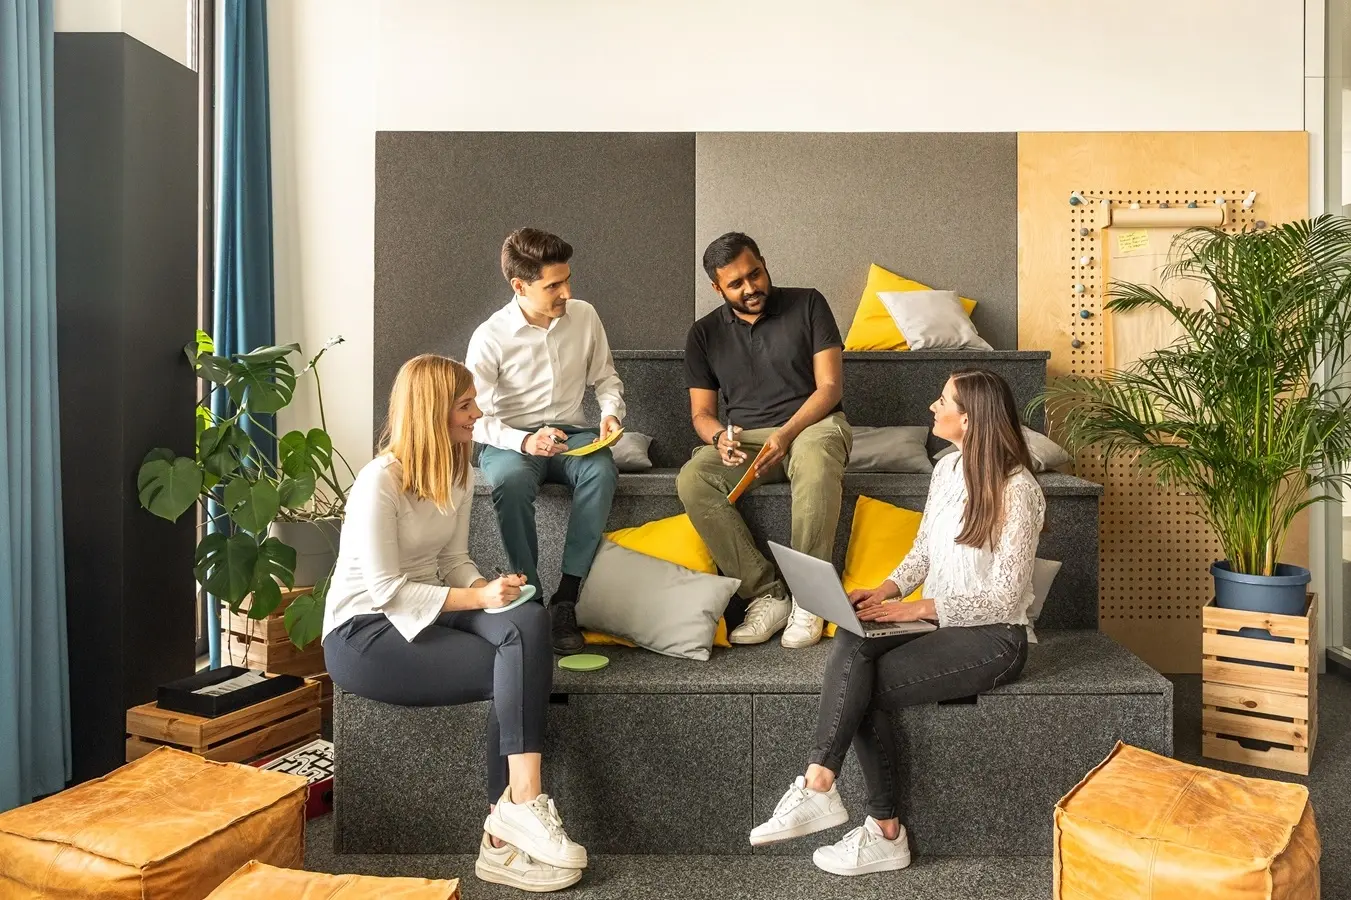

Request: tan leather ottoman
left=0, top=746, right=307, bottom=899
left=1055, top=742, right=1320, bottom=900
left=206, top=861, right=460, bottom=898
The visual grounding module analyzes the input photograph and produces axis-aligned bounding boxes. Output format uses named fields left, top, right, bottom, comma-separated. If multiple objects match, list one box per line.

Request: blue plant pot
left=1211, top=561, right=1309, bottom=671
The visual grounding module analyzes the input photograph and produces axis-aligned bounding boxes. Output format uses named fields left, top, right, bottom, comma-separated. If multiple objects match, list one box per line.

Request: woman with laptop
left=322, top=354, right=587, bottom=893
left=749, top=368, right=1047, bottom=877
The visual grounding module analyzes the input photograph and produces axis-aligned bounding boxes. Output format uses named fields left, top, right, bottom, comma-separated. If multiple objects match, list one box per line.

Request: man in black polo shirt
left=677, top=232, right=852, bottom=649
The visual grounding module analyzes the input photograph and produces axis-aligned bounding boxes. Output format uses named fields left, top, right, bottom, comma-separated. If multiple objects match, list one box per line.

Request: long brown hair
left=951, top=369, right=1034, bottom=549
left=378, top=354, right=474, bottom=511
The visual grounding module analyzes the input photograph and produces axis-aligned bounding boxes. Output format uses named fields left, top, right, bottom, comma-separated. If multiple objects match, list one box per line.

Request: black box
left=157, top=666, right=305, bottom=718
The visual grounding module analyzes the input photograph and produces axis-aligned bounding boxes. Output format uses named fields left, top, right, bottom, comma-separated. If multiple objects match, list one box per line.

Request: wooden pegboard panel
left=1018, top=133, right=1309, bottom=673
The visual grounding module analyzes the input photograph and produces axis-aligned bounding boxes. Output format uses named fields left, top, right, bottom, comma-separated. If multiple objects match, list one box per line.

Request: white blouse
left=886, top=452, right=1046, bottom=629
left=322, top=455, right=484, bottom=643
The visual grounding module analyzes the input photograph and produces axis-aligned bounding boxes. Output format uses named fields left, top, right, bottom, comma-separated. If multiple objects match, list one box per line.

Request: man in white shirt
left=466, top=228, right=625, bottom=654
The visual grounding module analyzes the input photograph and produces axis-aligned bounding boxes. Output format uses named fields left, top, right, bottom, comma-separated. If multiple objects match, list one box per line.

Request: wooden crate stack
left=1201, top=594, right=1318, bottom=775
left=126, top=678, right=322, bottom=763
left=225, top=586, right=333, bottom=723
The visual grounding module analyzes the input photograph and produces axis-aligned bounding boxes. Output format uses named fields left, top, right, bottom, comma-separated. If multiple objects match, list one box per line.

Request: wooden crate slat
left=199, top=709, right=323, bottom=763
left=1202, top=708, right=1309, bottom=748
left=226, top=637, right=325, bottom=677
left=1201, top=659, right=1308, bottom=694
left=126, top=680, right=320, bottom=747
left=1202, top=735, right=1311, bottom=776
left=1201, top=603, right=1312, bottom=640
left=1201, top=632, right=1309, bottom=669
left=226, top=610, right=288, bottom=643
left=1202, top=682, right=1309, bottom=719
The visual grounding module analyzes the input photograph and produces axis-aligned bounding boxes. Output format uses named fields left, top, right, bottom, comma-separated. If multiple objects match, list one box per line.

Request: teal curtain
left=209, top=0, right=277, bottom=667
left=0, top=0, right=72, bottom=811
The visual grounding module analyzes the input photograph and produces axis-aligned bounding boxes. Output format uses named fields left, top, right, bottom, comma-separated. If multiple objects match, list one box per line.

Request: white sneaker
left=729, top=593, right=791, bottom=645
left=749, top=775, right=849, bottom=846
left=781, top=597, right=823, bottom=648
left=813, top=817, right=912, bottom=876
left=475, top=833, right=583, bottom=892
left=484, top=790, right=588, bottom=870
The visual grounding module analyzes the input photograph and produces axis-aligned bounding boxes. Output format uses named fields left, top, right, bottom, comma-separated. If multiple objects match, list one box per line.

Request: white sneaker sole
left=812, top=847, right=912, bottom=876
left=749, top=807, right=849, bottom=846
left=475, top=857, right=583, bottom=892
left=484, top=816, right=588, bottom=870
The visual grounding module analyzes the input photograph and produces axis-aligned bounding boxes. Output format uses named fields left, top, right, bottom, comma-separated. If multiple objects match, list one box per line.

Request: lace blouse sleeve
left=884, top=460, right=950, bottom=596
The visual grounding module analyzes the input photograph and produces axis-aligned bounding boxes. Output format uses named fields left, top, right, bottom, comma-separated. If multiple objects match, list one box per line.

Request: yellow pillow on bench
left=844, top=264, right=978, bottom=351
left=825, top=495, right=925, bottom=637
left=584, top=514, right=731, bottom=649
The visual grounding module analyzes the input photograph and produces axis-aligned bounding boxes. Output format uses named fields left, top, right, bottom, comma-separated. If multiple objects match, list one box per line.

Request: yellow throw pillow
left=583, top=514, right=732, bottom=649
left=843, top=263, right=978, bottom=351
left=824, top=495, right=925, bottom=637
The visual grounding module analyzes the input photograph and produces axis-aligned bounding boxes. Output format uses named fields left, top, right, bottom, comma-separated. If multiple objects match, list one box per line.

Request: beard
left=726, top=287, right=770, bottom=315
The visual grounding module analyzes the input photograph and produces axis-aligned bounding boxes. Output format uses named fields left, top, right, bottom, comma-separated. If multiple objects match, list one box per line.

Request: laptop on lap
left=768, top=541, right=937, bottom=639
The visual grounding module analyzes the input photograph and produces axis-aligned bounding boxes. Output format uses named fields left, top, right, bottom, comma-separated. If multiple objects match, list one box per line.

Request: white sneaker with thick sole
left=780, top=597, right=823, bottom=648
left=729, top=594, right=791, bottom=645
left=484, top=791, right=588, bottom=870
left=749, top=775, right=849, bottom=846
left=813, top=817, right=912, bottom=876
left=475, top=833, right=583, bottom=892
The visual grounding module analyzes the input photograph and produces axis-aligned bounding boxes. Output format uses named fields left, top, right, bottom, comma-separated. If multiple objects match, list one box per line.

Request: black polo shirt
left=684, top=286, right=844, bottom=430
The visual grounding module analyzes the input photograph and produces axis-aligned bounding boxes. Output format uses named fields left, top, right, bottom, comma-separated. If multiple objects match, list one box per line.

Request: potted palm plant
left=137, top=332, right=353, bottom=648
left=1039, top=215, right=1351, bottom=615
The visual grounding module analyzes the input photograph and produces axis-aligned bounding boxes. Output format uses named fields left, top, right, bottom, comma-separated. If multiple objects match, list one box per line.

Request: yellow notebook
left=560, top=428, right=624, bottom=457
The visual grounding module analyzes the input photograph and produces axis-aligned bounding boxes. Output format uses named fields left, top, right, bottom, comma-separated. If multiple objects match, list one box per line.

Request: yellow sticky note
left=1117, top=230, right=1149, bottom=254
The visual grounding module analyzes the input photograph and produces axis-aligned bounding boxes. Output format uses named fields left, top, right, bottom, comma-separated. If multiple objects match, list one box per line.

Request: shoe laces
left=839, top=823, right=879, bottom=857
left=526, top=793, right=568, bottom=843
left=744, top=595, right=785, bottom=630
left=773, top=776, right=811, bottom=818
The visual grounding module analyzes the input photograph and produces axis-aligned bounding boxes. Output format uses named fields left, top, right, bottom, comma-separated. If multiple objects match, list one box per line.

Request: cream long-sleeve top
left=322, top=454, right=484, bottom=643
left=886, top=451, right=1046, bottom=629
left=465, top=297, right=626, bottom=452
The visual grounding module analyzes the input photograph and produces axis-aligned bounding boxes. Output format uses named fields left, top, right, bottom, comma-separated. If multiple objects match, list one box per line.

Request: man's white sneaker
left=484, top=791, right=588, bottom=870
left=780, top=597, right=823, bottom=648
left=813, top=817, right=912, bottom=876
left=749, top=775, right=849, bottom=846
left=475, top=833, right=583, bottom=892
left=729, top=594, right=791, bottom=645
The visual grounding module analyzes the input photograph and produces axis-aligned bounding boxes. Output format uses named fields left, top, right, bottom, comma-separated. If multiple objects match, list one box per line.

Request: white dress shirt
left=322, top=455, right=484, bottom=643
left=465, top=297, right=625, bottom=451
left=887, top=452, right=1046, bottom=630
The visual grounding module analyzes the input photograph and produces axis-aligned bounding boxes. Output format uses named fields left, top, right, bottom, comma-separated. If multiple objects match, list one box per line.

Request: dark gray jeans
left=323, top=600, right=553, bottom=803
left=810, top=623, right=1028, bottom=820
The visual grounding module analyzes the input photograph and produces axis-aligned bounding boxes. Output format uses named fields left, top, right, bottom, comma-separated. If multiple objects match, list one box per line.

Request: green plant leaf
left=223, top=478, right=281, bottom=534
left=283, top=568, right=330, bottom=649
left=280, top=429, right=334, bottom=478
left=245, top=538, right=297, bottom=618
left=137, top=452, right=202, bottom=521
left=237, top=343, right=302, bottom=365
left=184, top=334, right=230, bottom=383
left=278, top=473, right=316, bottom=509
left=195, top=532, right=258, bottom=608
left=198, top=423, right=252, bottom=478
left=226, top=352, right=298, bottom=414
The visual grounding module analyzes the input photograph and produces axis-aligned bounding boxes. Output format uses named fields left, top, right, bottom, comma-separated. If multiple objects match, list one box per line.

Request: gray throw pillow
left=846, top=426, right=933, bottom=473
left=576, top=540, right=740, bottom=661
left=612, top=432, right=653, bottom=472
left=877, top=289, right=993, bottom=351
left=935, top=426, right=1072, bottom=472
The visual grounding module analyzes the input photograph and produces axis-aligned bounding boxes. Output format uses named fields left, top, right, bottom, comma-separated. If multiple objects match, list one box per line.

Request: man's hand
left=522, top=426, right=568, bottom=457
left=756, top=429, right=793, bottom=472
left=717, top=426, right=748, bottom=466
left=600, top=415, right=622, bottom=441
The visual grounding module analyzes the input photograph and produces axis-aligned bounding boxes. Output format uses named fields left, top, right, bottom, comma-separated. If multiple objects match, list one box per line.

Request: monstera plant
left=137, top=332, right=352, bottom=648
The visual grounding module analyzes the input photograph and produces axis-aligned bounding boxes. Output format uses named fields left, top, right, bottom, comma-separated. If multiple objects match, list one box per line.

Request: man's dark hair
left=501, top=228, right=573, bottom=284
left=702, top=232, right=762, bottom=282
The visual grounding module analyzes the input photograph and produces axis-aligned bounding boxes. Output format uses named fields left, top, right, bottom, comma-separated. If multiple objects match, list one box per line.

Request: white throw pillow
left=1026, top=557, right=1062, bottom=644
left=877, top=289, right=992, bottom=351
left=846, top=426, right=933, bottom=473
left=935, top=427, right=1072, bottom=473
left=612, top=432, right=653, bottom=472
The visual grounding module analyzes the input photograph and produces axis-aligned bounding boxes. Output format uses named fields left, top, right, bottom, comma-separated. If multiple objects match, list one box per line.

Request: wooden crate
left=1201, top=594, right=1317, bottom=775
left=225, top=586, right=326, bottom=678
left=126, top=677, right=322, bottom=764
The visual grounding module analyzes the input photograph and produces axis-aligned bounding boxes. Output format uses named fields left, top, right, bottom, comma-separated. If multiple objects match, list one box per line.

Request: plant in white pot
left=1039, top=215, right=1351, bottom=615
left=137, top=332, right=353, bottom=648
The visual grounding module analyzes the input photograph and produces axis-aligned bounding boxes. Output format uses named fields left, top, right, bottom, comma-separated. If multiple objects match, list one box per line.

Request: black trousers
left=323, top=600, right=553, bottom=804
left=810, top=623, right=1028, bottom=820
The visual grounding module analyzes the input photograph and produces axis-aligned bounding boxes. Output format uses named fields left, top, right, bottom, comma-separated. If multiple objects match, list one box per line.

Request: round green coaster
left=558, top=653, right=610, bottom=672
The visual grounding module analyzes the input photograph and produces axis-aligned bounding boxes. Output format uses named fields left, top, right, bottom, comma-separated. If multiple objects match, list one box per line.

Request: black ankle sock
left=552, top=574, right=581, bottom=607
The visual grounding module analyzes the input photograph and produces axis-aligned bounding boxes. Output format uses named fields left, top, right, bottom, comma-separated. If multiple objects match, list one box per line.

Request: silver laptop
left=768, top=541, right=937, bottom=639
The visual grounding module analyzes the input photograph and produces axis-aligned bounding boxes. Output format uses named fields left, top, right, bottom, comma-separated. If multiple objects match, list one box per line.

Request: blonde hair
left=378, top=354, right=474, bottom=510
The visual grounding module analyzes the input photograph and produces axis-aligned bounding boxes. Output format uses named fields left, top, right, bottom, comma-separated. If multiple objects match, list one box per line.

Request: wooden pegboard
left=1018, top=133, right=1309, bottom=673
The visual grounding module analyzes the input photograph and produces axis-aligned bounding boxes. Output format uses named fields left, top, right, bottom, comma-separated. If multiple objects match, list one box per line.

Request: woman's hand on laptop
left=848, top=581, right=901, bottom=610
left=858, top=596, right=937, bottom=623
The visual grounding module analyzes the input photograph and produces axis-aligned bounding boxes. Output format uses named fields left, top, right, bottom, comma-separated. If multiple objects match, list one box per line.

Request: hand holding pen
left=717, top=420, right=747, bottom=467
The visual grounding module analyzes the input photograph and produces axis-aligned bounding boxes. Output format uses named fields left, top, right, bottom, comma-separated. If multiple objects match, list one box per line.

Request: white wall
left=55, top=0, right=194, bottom=69
left=272, top=0, right=1317, bottom=464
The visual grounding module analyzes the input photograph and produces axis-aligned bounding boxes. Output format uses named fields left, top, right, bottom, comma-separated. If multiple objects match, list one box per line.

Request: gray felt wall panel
left=693, top=132, right=1018, bottom=349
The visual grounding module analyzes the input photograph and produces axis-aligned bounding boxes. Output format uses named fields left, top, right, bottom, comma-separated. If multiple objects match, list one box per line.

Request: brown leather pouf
left=206, top=861, right=460, bottom=899
left=0, top=747, right=307, bottom=899
left=1055, top=742, right=1320, bottom=900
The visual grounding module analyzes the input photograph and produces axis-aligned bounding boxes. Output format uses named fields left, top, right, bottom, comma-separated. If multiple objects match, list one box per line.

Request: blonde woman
left=323, top=354, right=585, bottom=893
